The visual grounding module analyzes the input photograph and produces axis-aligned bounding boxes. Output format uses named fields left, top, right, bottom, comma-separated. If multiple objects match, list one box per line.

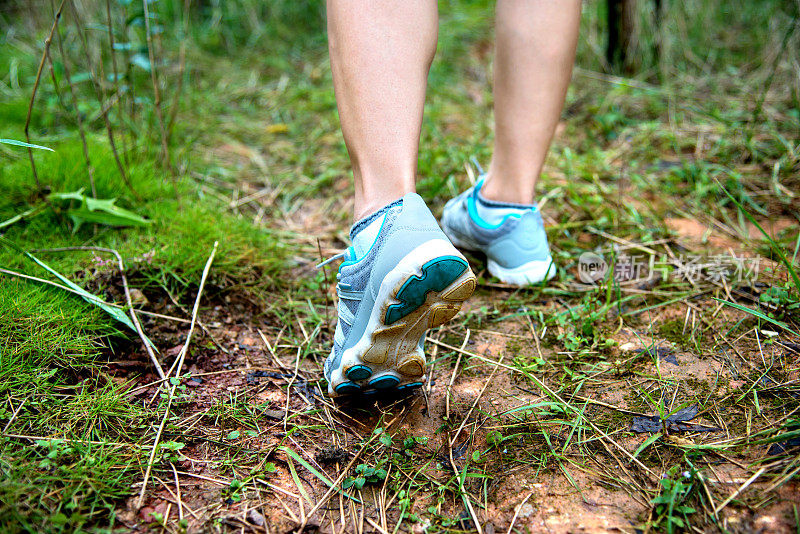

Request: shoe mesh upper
left=325, top=193, right=450, bottom=385
left=441, top=183, right=551, bottom=270
left=329, top=208, right=401, bottom=374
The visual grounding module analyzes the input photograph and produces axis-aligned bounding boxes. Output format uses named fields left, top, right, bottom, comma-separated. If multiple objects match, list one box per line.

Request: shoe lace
left=315, top=248, right=364, bottom=303
left=315, top=248, right=352, bottom=270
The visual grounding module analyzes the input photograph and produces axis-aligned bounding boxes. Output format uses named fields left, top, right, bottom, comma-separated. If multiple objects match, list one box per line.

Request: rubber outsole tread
left=329, top=243, right=477, bottom=397
left=369, top=375, right=401, bottom=389
left=346, top=365, right=372, bottom=381
left=334, top=265, right=475, bottom=396
left=385, top=257, right=468, bottom=324
left=335, top=382, right=361, bottom=394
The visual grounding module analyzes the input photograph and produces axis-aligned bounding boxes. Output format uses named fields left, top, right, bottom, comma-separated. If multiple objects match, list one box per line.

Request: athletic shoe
left=440, top=168, right=556, bottom=286
left=321, top=193, right=476, bottom=396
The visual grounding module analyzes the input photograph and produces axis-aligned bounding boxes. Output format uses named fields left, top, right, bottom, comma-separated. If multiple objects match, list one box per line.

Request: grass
left=1, top=0, right=799, bottom=532
left=0, top=279, right=139, bottom=532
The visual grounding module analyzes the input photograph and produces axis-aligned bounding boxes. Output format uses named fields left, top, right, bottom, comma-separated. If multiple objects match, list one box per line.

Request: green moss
left=658, top=319, right=692, bottom=348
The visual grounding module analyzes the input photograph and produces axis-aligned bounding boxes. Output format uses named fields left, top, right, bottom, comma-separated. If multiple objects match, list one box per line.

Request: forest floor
left=1, top=2, right=799, bottom=533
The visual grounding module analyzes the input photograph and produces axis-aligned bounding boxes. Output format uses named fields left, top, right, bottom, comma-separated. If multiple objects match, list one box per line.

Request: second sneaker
left=440, top=176, right=556, bottom=286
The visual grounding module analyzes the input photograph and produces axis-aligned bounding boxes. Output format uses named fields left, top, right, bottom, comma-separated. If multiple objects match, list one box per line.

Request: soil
left=108, top=284, right=800, bottom=533
left=107, top=186, right=800, bottom=533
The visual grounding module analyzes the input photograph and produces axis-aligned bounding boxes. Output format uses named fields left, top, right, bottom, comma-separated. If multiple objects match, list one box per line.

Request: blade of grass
left=0, top=236, right=156, bottom=349
left=715, top=175, right=800, bottom=292
left=634, top=432, right=662, bottom=458
left=0, top=205, right=47, bottom=230
left=749, top=428, right=800, bottom=446
left=0, top=138, right=54, bottom=151
left=279, top=446, right=360, bottom=503
left=285, top=454, right=314, bottom=507
left=713, top=298, right=799, bottom=337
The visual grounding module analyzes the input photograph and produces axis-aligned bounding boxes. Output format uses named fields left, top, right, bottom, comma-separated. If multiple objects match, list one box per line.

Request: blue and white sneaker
left=440, top=168, right=556, bottom=286
left=322, top=193, right=476, bottom=397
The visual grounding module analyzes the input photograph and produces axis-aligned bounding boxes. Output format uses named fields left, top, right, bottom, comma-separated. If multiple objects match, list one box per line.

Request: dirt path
left=113, top=191, right=800, bottom=532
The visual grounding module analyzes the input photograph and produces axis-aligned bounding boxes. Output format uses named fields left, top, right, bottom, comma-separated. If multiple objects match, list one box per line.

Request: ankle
left=479, top=174, right=536, bottom=205
left=353, top=167, right=415, bottom=222
left=480, top=157, right=540, bottom=204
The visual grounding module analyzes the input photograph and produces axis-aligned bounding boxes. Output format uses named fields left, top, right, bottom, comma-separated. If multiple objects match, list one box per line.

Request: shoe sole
left=329, top=239, right=476, bottom=396
left=443, top=223, right=557, bottom=286
left=487, top=257, right=557, bottom=286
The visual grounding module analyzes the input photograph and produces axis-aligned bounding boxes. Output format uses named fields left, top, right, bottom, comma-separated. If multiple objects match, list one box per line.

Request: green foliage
left=342, top=462, right=389, bottom=490
left=486, top=430, right=503, bottom=448
left=648, top=466, right=699, bottom=533
left=225, top=478, right=244, bottom=503
left=0, top=236, right=155, bottom=346
left=0, top=439, right=136, bottom=533
left=0, top=279, right=144, bottom=531
left=157, top=0, right=326, bottom=53
left=48, top=189, right=152, bottom=232
left=0, top=279, right=118, bottom=369
left=553, top=291, right=618, bottom=352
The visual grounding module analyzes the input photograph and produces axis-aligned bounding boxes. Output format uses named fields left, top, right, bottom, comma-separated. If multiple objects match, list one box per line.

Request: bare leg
left=482, top=0, right=581, bottom=204
left=327, top=0, right=438, bottom=221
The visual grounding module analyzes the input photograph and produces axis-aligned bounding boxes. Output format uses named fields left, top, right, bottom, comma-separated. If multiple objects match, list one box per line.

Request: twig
left=170, top=463, right=184, bottom=521
left=273, top=492, right=300, bottom=524
left=364, top=517, right=390, bottom=534
left=25, top=0, right=65, bottom=190
left=107, top=246, right=164, bottom=379
left=426, top=329, right=441, bottom=401
left=587, top=226, right=658, bottom=255
left=258, top=328, right=290, bottom=371
left=426, top=337, right=522, bottom=375
left=1, top=398, right=27, bottom=433
left=141, top=0, right=173, bottom=180
left=283, top=347, right=302, bottom=433
left=318, top=239, right=332, bottom=337
left=450, top=352, right=504, bottom=449
left=68, top=0, right=134, bottom=196
left=153, top=474, right=200, bottom=520
left=161, top=280, right=228, bottom=354
left=448, top=446, right=482, bottom=534
left=295, top=434, right=376, bottom=531
left=136, top=242, right=218, bottom=509
left=714, top=467, right=767, bottom=514
left=165, top=0, right=191, bottom=143
left=506, top=492, right=534, bottom=534
left=446, top=329, right=470, bottom=421
left=105, top=0, right=131, bottom=183
left=53, top=3, right=96, bottom=197
left=45, top=46, right=68, bottom=114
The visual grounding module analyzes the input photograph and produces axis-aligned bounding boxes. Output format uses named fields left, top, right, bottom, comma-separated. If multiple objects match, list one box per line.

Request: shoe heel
left=385, top=256, right=474, bottom=325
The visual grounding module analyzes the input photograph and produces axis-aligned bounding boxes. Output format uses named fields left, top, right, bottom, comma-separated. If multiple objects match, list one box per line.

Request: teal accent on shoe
left=467, top=179, right=527, bottom=230
left=342, top=211, right=389, bottom=266
left=385, top=257, right=467, bottom=324
left=369, top=375, right=400, bottom=389
left=346, top=365, right=372, bottom=381
left=335, top=382, right=361, bottom=394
